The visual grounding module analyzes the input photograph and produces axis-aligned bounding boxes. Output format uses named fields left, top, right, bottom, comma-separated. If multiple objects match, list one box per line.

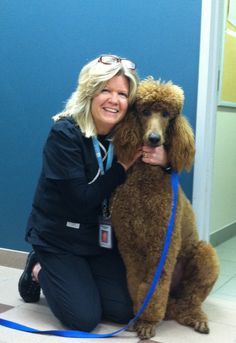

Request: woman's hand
left=118, top=145, right=169, bottom=171
left=142, top=145, right=168, bottom=167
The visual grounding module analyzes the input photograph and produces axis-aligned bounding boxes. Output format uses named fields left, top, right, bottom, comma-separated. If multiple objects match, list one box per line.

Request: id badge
left=99, top=216, right=113, bottom=249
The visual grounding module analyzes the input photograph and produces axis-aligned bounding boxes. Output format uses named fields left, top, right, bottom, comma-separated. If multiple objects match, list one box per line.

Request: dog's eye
left=143, top=109, right=151, bottom=116
left=162, top=110, right=169, bottom=118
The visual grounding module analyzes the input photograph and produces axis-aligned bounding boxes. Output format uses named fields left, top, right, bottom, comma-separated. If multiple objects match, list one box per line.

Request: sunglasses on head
left=98, top=55, right=136, bottom=70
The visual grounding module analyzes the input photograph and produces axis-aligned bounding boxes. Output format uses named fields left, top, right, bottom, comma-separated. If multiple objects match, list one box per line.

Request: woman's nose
left=108, top=92, right=118, bottom=103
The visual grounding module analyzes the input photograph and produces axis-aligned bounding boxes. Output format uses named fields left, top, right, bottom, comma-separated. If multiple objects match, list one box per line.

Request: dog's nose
left=148, top=132, right=161, bottom=146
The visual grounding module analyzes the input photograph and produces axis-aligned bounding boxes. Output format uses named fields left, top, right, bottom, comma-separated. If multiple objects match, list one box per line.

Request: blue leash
left=0, top=172, right=179, bottom=338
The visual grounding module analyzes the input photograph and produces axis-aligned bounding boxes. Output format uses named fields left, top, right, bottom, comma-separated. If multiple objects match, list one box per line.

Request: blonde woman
left=18, top=55, right=168, bottom=331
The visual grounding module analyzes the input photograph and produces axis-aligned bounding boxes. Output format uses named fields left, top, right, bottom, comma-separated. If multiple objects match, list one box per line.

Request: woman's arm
left=42, top=120, right=133, bottom=216
left=57, top=162, right=126, bottom=216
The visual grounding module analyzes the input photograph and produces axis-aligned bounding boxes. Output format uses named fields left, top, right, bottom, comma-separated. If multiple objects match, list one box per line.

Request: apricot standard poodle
left=110, top=78, right=219, bottom=340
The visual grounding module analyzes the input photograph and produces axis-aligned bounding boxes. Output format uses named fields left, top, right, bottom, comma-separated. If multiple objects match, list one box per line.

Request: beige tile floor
left=0, top=237, right=236, bottom=343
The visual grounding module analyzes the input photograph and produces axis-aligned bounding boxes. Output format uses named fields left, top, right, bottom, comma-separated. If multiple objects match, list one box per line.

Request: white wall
left=210, top=108, right=236, bottom=233
left=192, top=0, right=223, bottom=241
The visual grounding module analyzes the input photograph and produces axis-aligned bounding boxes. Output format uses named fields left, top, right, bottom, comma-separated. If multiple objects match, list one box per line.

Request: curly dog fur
left=110, top=78, right=219, bottom=339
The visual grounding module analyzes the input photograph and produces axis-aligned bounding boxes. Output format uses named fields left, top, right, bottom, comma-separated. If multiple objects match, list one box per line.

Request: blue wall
left=0, top=0, right=202, bottom=251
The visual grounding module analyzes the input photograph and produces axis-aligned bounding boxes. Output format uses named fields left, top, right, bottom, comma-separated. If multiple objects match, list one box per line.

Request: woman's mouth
left=103, top=107, right=119, bottom=113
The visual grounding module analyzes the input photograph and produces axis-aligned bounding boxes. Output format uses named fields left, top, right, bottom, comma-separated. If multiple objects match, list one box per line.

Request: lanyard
left=0, top=172, right=179, bottom=338
left=92, top=136, right=113, bottom=175
left=92, top=136, right=114, bottom=218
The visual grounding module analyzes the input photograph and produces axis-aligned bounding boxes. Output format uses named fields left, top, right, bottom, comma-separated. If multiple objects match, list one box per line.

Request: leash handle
left=0, top=172, right=179, bottom=338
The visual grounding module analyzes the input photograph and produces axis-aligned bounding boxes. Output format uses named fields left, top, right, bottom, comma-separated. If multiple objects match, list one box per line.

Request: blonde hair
left=53, top=55, right=139, bottom=137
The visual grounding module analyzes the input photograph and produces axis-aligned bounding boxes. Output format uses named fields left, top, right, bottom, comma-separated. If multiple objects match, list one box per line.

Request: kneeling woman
left=18, top=54, right=169, bottom=331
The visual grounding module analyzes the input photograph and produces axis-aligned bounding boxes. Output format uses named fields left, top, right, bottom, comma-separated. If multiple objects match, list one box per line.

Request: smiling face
left=91, top=75, right=129, bottom=135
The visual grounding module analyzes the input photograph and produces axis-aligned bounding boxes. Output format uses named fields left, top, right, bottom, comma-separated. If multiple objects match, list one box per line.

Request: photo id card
left=99, top=217, right=113, bottom=249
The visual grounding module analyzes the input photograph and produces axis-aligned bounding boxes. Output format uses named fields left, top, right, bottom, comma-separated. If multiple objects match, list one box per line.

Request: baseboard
left=210, top=221, right=236, bottom=246
left=0, top=248, right=27, bottom=269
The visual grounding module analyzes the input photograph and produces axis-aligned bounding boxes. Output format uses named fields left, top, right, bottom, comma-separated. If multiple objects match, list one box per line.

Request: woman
left=18, top=54, right=169, bottom=331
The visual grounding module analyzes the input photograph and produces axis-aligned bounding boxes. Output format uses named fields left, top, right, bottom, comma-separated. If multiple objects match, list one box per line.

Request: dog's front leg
left=134, top=276, right=170, bottom=339
left=134, top=252, right=177, bottom=339
left=117, top=244, right=147, bottom=306
left=134, top=277, right=172, bottom=339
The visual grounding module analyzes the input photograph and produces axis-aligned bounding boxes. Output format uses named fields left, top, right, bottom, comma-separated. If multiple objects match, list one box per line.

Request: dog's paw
left=126, top=321, right=136, bottom=332
left=194, top=321, right=209, bottom=334
left=134, top=320, right=156, bottom=339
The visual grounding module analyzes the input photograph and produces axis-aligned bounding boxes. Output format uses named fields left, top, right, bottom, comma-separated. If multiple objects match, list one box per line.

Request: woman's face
left=91, top=75, right=129, bottom=135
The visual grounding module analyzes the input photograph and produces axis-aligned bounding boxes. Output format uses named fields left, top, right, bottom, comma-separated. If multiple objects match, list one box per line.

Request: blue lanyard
left=0, top=172, right=179, bottom=338
left=92, top=136, right=113, bottom=218
left=92, top=136, right=113, bottom=175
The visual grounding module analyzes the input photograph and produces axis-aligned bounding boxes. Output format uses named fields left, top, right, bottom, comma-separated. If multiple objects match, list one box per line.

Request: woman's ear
left=166, top=115, right=195, bottom=172
left=112, top=112, right=142, bottom=165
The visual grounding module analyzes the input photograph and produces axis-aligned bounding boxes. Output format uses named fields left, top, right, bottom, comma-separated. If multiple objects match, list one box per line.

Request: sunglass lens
left=101, top=55, right=118, bottom=64
left=99, top=55, right=136, bottom=70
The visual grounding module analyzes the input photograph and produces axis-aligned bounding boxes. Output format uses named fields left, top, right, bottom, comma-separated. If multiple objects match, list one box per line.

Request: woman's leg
left=34, top=247, right=102, bottom=331
left=88, top=249, right=133, bottom=324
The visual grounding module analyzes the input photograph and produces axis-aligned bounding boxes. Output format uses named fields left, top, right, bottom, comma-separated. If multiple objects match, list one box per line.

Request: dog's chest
left=111, top=165, right=173, bottom=246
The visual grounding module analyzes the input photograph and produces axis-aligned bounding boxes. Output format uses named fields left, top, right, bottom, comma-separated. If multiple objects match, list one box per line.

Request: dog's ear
left=166, top=115, right=195, bottom=172
left=112, top=111, right=142, bottom=165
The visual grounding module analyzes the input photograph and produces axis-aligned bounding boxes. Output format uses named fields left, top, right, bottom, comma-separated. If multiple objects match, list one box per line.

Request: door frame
left=192, top=0, right=225, bottom=240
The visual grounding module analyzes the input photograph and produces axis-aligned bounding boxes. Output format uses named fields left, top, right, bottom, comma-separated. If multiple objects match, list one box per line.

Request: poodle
left=110, top=78, right=219, bottom=340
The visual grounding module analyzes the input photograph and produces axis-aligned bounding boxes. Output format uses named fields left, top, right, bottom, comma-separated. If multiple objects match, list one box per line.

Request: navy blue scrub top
left=25, top=117, right=126, bottom=255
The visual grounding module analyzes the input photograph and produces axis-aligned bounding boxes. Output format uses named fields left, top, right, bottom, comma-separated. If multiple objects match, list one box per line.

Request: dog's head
left=135, top=78, right=184, bottom=148
left=113, top=78, right=195, bottom=172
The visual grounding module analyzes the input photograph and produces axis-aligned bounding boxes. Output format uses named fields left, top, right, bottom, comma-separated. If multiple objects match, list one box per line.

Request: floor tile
left=204, top=297, right=236, bottom=326
left=0, top=267, right=24, bottom=307
left=214, top=276, right=236, bottom=297
left=219, top=259, right=236, bottom=275
left=211, top=273, right=233, bottom=293
left=154, top=320, right=236, bottom=343
left=216, top=246, right=236, bottom=263
left=0, top=326, right=43, bottom=343
left=0, top=304, right=13, bottom=314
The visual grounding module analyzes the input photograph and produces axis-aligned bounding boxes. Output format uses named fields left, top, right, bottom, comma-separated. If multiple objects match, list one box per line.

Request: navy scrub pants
left=33, top=246, right=133, bottom=332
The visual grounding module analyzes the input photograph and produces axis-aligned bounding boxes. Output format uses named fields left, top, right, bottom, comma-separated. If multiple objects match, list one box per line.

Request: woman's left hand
left=142, top=145, right=168, bottom=167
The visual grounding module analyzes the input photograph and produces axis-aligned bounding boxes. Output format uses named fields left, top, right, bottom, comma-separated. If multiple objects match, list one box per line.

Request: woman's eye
left=119, top=92, right=128, bottom=98
left=101, top=88, right=109, bottom=93
left=162, top=110, right=169, bottom=117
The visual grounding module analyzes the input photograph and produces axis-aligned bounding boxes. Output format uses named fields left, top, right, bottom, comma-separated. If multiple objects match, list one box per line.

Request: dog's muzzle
left=148, top=132, right=161, bottom=146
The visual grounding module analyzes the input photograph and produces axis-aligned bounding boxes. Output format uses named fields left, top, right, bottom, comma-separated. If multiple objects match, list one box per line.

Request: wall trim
left=0, top=248, right=27, bottom=269
left=210, top=222, right=236, bottom=247
left=192, top=0, right=224, bottom=240
left=1, top=223, right=235, bottom=269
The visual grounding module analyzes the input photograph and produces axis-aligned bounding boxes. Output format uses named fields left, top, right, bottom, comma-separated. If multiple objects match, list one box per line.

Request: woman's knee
left=103, top=301, right=133, bottom=324
left=41, top=287, right=102, bottom=331
left=62, top=311, right=101, bottom=332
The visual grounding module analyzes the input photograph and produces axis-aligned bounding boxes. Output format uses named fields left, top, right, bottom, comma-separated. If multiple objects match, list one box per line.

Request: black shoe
left=18, top=251, right=40, bottom=303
